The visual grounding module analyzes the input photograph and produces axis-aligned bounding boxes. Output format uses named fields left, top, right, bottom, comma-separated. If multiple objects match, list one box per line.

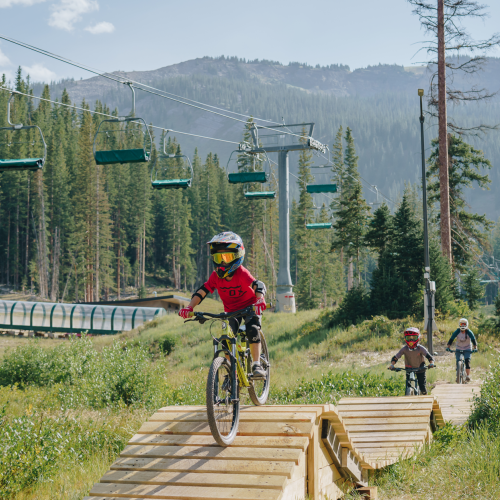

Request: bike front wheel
left=405, top=387, right=415, bottom=396
left=206, top=357, right=240, bottom=446
left=248, top=331, right=271, bottom=406
left=457, top=360, right=464, bottom=384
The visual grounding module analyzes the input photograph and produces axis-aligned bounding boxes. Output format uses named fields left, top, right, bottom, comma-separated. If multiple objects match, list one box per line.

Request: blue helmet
left=207, top=232, right=245, bottom=278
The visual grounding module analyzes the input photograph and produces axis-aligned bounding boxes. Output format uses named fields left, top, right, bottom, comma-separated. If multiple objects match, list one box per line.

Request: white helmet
left=459, top=318, right=468, bottom=331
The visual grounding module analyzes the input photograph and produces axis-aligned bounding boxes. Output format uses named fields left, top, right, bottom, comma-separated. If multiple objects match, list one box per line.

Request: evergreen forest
left=1, top=70, right=499, bottom=316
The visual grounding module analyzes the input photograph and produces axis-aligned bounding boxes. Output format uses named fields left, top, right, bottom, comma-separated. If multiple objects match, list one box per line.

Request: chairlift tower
left=247, top=123, right=327, bottom=313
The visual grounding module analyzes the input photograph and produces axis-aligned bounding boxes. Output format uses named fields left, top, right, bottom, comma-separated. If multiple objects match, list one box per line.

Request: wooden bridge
left=84, top=384, right=479, bottom=500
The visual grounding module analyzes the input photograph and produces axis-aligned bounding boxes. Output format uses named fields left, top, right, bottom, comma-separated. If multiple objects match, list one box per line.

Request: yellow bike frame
left=221, top=321, right=250, bottom=388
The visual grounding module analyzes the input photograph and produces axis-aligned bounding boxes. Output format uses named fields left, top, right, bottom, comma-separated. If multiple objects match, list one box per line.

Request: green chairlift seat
left=306, top=223, right=332, bottom=230
left=228, top=171, right=268, bottom=184
left=94, top=148, right=150, bottom=166
left=151, top=145, right=194, bottom=190
left=306, top=184, right=337, bottom=194
left=0, top=92, right=47, bottom=172
left=244, top=191, right=276, bottom=200
left=93, top=83, right=153, bottom=166
left=0, top=158, right=44, bottom=172
left=152, top=178, right=192, bottom=189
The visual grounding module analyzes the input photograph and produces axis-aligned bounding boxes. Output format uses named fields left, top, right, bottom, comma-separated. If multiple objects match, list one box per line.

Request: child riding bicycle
left=389, top=327, right=435, bottom=395
left=446, top=318, right=478, bottom=383
left=179, top=231, right=267, bottom=379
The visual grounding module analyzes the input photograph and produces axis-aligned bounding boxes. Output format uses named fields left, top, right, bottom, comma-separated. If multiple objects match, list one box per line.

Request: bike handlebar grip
left=187, top=312, right=194, bottom=318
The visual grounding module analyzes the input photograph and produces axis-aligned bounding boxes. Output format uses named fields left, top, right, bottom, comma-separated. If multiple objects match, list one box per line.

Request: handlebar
left=185, top=306, right=256, bottom=323
left=389, top=366, right=433, bottom=372
left=446, top=348, right=477, bottom=353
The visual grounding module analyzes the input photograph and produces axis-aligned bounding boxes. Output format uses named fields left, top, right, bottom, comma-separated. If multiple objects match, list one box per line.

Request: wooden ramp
left=431, top=383, right=481, bottom=425
left=84, top=389, right=478, bottom=500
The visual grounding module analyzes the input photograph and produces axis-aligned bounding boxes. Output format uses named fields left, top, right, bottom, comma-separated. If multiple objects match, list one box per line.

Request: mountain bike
left=446, top=348, right=477, bottom=384
left=389, top=366, right=433, bottom=396
left=185, top=306, right=270, bottom=446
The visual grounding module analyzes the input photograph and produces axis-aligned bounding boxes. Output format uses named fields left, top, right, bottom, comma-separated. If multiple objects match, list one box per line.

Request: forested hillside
left=39, top=56, right=500, bottom=219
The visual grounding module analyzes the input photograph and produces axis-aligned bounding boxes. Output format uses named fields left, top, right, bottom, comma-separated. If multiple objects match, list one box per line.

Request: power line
left=0, top=86, right=240, bottom=145
left=0, top=35, right=309, bottom=141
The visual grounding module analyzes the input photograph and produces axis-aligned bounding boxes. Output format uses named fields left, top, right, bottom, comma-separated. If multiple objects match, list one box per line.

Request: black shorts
left=229, top=314, right=261, bottom=344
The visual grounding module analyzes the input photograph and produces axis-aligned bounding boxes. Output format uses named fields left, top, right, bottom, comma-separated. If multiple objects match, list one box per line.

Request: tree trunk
left=25, top=176, right=30, bottom=279
left=438, top=0, right=452, bottom=263
left=348, top=257, right=354, bottom=290
left=6, top=211, right=10, bottom=285
left=95, top=164, right=100, bottom=301
left=15, top=184, right=19, bottom=289
left=50, top=227, right=60, bottom=301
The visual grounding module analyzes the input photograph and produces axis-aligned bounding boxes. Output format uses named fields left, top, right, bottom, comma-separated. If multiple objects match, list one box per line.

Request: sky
left=0, top=0, right=499, bottom=84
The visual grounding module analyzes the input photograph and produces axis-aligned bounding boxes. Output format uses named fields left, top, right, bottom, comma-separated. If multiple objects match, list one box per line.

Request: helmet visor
left=212, top=252, right=237, bottom=265
left=405, top=334, right=419, bottom=342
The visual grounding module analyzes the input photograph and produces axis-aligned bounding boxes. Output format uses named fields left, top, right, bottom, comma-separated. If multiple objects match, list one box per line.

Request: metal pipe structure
left=276, top=150, right=295, bottom=313
left=419, top=89, right=435, bottom=354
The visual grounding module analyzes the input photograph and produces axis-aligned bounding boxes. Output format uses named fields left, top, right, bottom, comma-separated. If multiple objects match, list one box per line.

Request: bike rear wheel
left=248, top=331, right=271, bottom=406
left=206, top=357, right=240, bottom=446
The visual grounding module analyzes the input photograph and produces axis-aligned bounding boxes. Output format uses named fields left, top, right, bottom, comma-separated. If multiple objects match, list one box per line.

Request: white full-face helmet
left=459, top=318, right=469, bottom=331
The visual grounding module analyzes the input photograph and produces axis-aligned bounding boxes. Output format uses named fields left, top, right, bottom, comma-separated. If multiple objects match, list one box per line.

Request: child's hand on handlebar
left=428, top=363, right=435, bottom=369
left=179, top=306, right=194, bottom=319
left=254, top=297, right=266, bottom=315
left=388, top=364, right=395, bottom=371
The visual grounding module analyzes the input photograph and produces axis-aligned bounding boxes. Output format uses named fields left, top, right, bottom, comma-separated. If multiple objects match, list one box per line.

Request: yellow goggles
left=406, top=335, right=419, bottom=341
left=212, top=252, right=236, bottom=265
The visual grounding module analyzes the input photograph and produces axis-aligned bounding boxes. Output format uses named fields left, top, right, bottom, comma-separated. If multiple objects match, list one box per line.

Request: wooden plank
left=338, top=410, right=431, bottom=418
left=340, top=417, right=430, bottom=425
left=90, top=483, right=281, bottom=499
left=100, top=471, right=286, bottom=490
left=136, top=421, right=313, bottom=437
left=148, top=412, right=314, bottom=423
left=127, top=434, right=309, bottom=450
left=119, top=445, right=303, bottom=464
left=349, top=431, right=427, bottom=439
left=349, top=436, right=425, bottom=443
left=280, top=477, right=307, bottom=500
left=338, top=397, right=434, bottom=404
left=307, top=422, right=319, bottom=500
left=337, top=403, right=432, bottom=411
left=343, top=424, right=429, bottom=432
left=110, top=457, right=295, bottom=478
left=353, top=441, right=422, bottom=448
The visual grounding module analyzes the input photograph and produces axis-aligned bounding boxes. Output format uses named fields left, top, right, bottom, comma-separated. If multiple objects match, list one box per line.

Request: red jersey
left=204, top=266, right=257, bottom=312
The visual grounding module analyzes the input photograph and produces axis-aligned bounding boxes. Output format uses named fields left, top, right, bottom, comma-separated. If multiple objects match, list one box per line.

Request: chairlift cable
left=0, top=86, right=240, bottom=146
left=0, top=35, right=305, bottom=138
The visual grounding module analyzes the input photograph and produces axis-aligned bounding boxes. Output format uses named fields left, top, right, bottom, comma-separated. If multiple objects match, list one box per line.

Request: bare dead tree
left=408, top=0, right=500, bottom=263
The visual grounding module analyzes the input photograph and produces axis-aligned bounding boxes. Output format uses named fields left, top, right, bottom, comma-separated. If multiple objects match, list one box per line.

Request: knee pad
left=246, top=324, right=261, bottom=344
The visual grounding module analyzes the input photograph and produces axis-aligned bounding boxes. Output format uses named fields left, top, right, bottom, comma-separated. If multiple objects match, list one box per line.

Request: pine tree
left=427, top=134, right=493, bottom=271
left=365, top=203, right=392, bottom=254
left=462, top=267, right=485, bottom=310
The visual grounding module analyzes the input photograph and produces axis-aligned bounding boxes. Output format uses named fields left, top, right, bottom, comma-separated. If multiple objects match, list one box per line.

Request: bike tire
left=206, top=357, right=240, bottom=446
left=248, top=331, right=271, bottom=406
left=457, top=360, right=464, bottom=384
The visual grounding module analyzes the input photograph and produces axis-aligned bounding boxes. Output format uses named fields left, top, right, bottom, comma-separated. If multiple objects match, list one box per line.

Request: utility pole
left=419, top=89, right=436, bottom=354
left=437, top=0, right=452, bottom=263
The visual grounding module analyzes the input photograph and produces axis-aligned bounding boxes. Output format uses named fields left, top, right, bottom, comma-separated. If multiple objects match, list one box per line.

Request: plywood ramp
left=84, top=405, right=345, bottom=500
left=431, top=383, right=481, bottom=425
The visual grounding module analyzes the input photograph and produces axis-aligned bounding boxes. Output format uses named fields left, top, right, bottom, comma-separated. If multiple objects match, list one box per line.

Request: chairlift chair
left=307, top=160, right=337, bottom=193
left=151, top=133, right=194, bottom=189
left=227, top=149, right=269, bottom=184
left=306, top=223, right=332, bottom=230
left=93, top=83, right=152, bottom=165
left=0, top=92, right=47, bottom=172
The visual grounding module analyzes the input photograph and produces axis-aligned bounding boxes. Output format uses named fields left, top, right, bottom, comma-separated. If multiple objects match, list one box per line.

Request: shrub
left=468, top=351, right=500, bottom=434
left=327, top=285, right=370, bottom=327
left=159, top=334, right=176, bottom=355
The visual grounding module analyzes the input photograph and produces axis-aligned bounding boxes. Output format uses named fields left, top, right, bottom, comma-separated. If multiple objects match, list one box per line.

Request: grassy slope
left=2, top=303, right=498, bottom=499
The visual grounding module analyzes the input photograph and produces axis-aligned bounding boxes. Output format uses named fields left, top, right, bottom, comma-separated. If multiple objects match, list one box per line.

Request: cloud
left=0, top=0, right=46, bottom=7
left=0, top=49, right=11, bottom=67
left=85, top=21, right=114, bottom=34
left=49, top=0, right=98, bottom=31
left=21, top=63, right=57, bottom=82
